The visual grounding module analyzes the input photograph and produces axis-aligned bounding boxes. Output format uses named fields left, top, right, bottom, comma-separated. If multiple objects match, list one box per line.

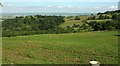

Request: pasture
left=60, top=16, right=89, bottom=27
left=2, top=31, right=118, bottom=64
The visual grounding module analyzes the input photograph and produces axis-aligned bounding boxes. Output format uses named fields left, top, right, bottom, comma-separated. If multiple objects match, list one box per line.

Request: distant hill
left=97, top=10, right=120, bottom=15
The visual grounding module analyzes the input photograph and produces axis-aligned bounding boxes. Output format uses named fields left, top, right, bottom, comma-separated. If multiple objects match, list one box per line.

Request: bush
left=75, top=16, right=80, bottom=20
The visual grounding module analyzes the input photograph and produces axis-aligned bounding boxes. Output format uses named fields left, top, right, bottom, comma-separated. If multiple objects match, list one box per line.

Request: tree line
left=2, top=15, right=65, bottom=37
left=2, top=10, right=120, bottom=37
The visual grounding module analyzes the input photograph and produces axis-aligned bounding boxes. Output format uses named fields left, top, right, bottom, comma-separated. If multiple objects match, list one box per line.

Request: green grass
left=87, top=19, right=113, bottom=23
left=2, top=31, right=118, bottom=64
left=60, top=19, right=83, bottom=27
left=60, top=16, right=89, bottom=27
left=60, top=15, right=113, bottom=27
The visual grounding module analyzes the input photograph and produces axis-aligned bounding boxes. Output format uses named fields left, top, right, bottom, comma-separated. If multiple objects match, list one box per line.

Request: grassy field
left=60, top=16, right=89, bottom=27
left=2, top=31, right=118, bottom=64
left=86, top=19, right=113, bottom=23
left=59, top=19, right=83, bottom=27
left=59, top=15, right=113, bottom=27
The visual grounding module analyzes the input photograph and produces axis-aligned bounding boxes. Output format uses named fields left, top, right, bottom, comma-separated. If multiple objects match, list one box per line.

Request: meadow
left=59, top=15, right=113, bottom=28
left=2, top=31, right=118, bottom=64
left=60, top=16, right=89, bottom=27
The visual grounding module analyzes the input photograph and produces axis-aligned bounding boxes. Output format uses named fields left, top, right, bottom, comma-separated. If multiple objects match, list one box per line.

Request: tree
left=98, top=14, right=104, bottom=19
left=112, top=14, right=117, bottom=19
left=75, top=16, right=80, bottom=20
left=104, top=15, right=110, bottom=19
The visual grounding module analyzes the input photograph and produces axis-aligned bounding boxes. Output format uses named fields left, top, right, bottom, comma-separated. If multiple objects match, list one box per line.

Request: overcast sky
left=2, top=0, right=120, bottom=2
left=1, top=0, right=119, bottom=13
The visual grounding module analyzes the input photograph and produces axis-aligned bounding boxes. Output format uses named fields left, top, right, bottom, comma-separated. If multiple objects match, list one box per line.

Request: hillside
left=59, top=10, right=120, bottom=32
left=61, top=10, right=120, bottom=27
left=3, top=31, right=118, bottom=64
left=2, top=10, right=119, bottom=64
left=60, top=16, right=90, bottom=27
left=2, top=10, right=120, bottom=37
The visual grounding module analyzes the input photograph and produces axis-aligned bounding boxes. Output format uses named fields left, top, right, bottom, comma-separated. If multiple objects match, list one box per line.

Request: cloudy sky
left=2, top=0, right=120, bottom=2
left=1, top=0, right=119, bottom=13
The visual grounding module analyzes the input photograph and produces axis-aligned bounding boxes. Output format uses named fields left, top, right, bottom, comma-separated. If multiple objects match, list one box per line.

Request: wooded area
left=2, top=10, right=120, bottom=37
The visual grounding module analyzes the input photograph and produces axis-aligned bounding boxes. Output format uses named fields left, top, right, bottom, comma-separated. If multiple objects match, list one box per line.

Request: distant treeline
left=2, top=15, right=65, bottom=37
left=97, top=10, right=120, bottom=15
left=2, top=10, right=120, bottom=37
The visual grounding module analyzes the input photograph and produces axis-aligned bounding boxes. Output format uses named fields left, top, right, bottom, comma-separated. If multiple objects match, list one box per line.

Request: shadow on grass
left=114, top=35, right=120, bottom=36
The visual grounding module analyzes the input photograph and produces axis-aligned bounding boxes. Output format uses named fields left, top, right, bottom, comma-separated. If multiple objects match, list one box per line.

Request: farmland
left=2, top=31, right=118, bottom=64
left=2, top=10, right=119, bottom=64
left=60, top=16, right=89, bottom=27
